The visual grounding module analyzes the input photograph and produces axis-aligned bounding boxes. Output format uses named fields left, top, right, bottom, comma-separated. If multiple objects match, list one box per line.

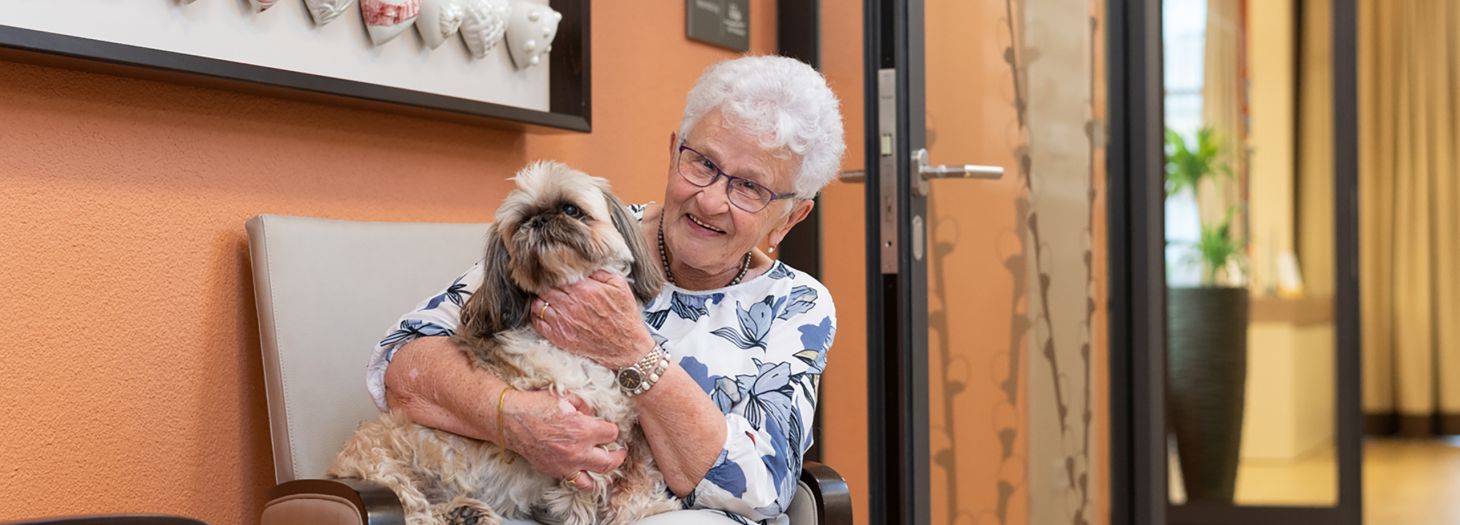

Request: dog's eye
left=561, top=203, right=585, bottom=219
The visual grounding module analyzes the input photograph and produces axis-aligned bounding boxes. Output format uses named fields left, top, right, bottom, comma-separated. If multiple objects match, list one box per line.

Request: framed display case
left=0, top=0, right=590, bottom=131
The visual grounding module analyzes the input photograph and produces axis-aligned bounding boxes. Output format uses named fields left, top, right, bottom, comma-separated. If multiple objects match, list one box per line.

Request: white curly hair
left=677, top=55, right=846, bottom=199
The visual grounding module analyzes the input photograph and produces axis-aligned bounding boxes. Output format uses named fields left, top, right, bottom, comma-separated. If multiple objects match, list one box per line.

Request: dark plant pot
left=1167, top=286, right=1249, bottom=503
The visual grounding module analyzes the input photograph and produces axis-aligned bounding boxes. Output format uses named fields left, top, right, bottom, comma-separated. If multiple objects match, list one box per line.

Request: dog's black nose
left=526, top=214, right=548, bottom=229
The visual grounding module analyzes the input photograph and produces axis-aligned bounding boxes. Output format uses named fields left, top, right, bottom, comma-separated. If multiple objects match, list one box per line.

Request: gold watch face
left=618, top=368, right=644, bottom=390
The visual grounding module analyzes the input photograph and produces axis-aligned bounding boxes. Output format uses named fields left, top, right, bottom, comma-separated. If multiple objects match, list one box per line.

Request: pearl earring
left=769, top=245, right=777, bottom=254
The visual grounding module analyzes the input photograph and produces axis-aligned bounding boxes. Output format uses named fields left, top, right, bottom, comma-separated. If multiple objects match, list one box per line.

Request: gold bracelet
left=496, top=386, right=515, bottom=464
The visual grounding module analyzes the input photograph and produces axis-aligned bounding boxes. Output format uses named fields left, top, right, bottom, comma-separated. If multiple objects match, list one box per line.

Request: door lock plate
left=878, top=68, right=899, bottom=275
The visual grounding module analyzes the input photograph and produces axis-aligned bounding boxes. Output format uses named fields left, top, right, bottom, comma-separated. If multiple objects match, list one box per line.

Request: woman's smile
left=685, top=213, right=728, bottom=236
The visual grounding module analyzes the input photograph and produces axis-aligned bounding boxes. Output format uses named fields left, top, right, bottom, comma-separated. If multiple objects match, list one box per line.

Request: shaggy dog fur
left=329, top=161, right=679, bottom=525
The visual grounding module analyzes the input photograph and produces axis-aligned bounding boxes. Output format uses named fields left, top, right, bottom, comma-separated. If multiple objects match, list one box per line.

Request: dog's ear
left=461, top=229, right=532, bottom=339
left=605, top=193, right=664, bottom=304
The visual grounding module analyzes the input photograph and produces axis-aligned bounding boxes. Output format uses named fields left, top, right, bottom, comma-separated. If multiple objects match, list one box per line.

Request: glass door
left=859, top=0, right=1108, bottom=524
left=1107, top=0, right=1363, bottom=524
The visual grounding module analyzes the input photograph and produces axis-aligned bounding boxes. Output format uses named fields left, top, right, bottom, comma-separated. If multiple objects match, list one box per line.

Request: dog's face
left=460, top=161, right=664, bottom=339
left=494, top=161, right=633, bottom=293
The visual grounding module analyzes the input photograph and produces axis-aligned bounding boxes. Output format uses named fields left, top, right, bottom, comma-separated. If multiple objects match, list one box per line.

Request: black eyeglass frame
left=675, top=141, right=801, bottom=213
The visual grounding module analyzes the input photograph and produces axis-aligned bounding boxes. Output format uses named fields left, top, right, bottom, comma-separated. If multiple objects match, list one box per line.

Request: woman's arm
left=367, top=262, right=625, bottom=491
left=624, top=347, right=728, bottom=496
left=384, top=337, right=628, bottom=490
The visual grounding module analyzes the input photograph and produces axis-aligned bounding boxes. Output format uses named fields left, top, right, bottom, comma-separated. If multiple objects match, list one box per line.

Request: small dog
left=330, top=161, right=678, bottom=525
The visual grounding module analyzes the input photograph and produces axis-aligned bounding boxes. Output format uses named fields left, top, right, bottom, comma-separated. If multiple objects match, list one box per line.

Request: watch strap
left=618, top=342, right=670, bottom=397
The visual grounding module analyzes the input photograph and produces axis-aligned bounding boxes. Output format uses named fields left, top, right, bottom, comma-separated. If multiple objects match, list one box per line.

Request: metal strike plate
left=878, top=68, right=899, bottom=275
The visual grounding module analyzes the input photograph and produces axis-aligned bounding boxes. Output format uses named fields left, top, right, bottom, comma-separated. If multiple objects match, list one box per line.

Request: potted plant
left=1164, top=126, right=1249, bottom=503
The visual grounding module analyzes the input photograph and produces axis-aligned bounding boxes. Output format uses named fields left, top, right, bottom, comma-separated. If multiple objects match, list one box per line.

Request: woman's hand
left=500, top=388, right=628, bottom=492
left=531, top=271, right=655, bottom=369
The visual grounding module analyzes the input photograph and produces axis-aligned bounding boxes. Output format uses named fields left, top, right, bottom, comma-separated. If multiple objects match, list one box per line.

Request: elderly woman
left=367, top=56, right=844, bottom=525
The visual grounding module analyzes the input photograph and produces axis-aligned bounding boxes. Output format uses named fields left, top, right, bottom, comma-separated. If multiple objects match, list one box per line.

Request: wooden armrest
left=266, top=478, right=404, bottom=525
left=0, top=517, right=206, bottom=525
left=800, top=461, right=852, bottom=525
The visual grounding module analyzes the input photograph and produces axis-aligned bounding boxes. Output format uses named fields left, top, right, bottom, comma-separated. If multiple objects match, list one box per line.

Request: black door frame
left=1107, top=0, right=1169, bottom=521
left=862, top=0, right=931, bottom=524
left=1107, top=0, right=1363, bottom=524
left=774, top=0, right=826, bottom=464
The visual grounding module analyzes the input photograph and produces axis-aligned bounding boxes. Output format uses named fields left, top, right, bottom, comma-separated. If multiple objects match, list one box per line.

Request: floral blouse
left=364, top=208, right=837, bottom=525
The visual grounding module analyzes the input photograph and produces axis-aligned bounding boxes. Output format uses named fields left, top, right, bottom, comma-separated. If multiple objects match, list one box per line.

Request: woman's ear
left=605, top=192, right=665, bottom=304
left=768, top=198, right=816, bottom=247
left=461, top=228, right=532, bottom=339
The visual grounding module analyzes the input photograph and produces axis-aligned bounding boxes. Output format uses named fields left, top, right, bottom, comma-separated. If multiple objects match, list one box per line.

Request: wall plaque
left=686, top=0, right=748, bottom=52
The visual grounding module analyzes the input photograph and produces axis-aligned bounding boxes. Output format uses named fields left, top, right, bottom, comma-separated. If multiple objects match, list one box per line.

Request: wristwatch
left=617, top=342, right=671, bottom=397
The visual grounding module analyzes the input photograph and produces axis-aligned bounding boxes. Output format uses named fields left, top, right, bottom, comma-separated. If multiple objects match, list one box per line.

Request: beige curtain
left=1200, top=0, right=1246, bottom=237
left=1298, top=0, right=1334, bottom=298
left=1360, top=0, right=1460, bottom=436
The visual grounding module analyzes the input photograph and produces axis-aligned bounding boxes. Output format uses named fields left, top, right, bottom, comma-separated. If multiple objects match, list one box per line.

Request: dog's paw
left=443, top=506, right=489, bottom=525
left=432, top=496, right=502, bottom=525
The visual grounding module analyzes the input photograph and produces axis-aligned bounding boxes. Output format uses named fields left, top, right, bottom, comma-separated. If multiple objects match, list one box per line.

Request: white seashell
left=458, top=0, right=509, bottom=59
left=304, top=0, right=357, bottom=26
left=504, top=1, right=560, bottom=69
left=361, top=0, right=421, bottom=46
left=415, top=0, right=464, bottom=49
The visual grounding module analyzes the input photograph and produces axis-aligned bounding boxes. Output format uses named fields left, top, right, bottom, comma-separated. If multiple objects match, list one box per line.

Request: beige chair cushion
left=247, top=214, right=490, bottom=482
left=786, top=480, right=817, bottom=524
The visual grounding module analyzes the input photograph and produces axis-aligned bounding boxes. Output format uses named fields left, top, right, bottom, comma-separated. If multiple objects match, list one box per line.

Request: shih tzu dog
left=329, top=161, right=678, bottom=525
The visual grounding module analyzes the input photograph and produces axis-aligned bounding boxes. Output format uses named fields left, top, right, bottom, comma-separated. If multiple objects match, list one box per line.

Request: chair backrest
left=246, top=214, right=490, bottom=483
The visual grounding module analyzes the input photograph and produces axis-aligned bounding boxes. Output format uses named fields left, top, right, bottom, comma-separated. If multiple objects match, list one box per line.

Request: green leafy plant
left=1197, top=209, right=1241, bottom=285
left=1165, top=126, right=1242, bottom=286
left=1165, top=127, right=1233, bottom=198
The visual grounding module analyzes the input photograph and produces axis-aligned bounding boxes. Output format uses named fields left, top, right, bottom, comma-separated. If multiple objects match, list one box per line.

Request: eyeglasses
left=675, top=142, right=798, bottom=213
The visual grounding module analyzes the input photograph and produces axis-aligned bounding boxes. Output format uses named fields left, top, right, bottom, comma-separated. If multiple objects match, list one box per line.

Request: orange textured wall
left=816, top=2, right=873, bottom=525
left=0, top=2, right=774, bottom=523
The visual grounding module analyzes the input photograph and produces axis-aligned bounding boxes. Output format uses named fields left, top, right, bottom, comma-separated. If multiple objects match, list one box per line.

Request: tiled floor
left=1364, top=438, right=1460, bottom=525
left=1233, top=445, right=1338, bottom=507
left=1177, top=438, right=1460, bottom=524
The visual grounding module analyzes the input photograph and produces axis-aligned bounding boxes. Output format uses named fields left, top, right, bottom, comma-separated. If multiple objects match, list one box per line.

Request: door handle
left=913, top=148, right=1003, bottom=196
left=836, top=150, right=1002, bottom=194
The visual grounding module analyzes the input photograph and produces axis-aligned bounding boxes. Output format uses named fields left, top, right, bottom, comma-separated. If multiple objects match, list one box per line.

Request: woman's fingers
left=505, top=389, right=626, bottom=491
left=541, top=288, right=573, bottom=307
left=581, top=415, right=620, bottom=444
left=584, top=446, right=629, bottom=474
left=562, top=392, right=595, bottom=416
left=569, top=471, right=593, bottom=492
left=587, top=270, right=624, bottom=286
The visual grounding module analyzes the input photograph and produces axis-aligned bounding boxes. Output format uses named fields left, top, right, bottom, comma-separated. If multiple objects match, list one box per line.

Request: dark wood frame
left=271, top=478, right=406, bottom=525
left=1108, top=0, right=1362, bottom=523
left=0, top=0, right=591, bottom=132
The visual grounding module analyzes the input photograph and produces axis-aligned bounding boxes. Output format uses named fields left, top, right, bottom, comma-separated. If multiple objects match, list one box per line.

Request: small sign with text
left=686, top=0, right=749, bottom=52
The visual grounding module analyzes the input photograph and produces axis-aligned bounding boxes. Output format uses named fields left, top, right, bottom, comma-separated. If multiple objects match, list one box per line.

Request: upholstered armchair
left=245, top=214, right=851, bottom=525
